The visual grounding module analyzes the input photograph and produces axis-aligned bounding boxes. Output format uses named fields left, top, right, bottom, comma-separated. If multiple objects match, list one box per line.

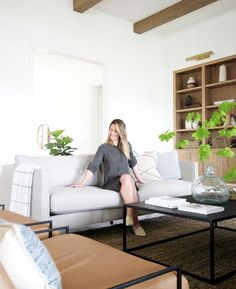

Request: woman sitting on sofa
left=72, top=119, right=146, bottom=237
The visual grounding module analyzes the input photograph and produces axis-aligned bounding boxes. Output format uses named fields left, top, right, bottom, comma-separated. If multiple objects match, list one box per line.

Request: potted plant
left=45, top=130, right=77, bottom=156
left=185, top=112, right=201, bottom=129
left=159, top=102, right=236, bottom=204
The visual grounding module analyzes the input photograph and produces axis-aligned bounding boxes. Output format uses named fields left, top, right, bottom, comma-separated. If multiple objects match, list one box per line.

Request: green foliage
left=159, top=102, right=236, bottom=182
left=45, top=130, right=77, bottom=156
left=176, top=139, right=190, bottom=149
left=159, top=130, right=176, bottom=142
left=186, top=112, right=201, bottom=123
left=198, top=144, right=212, bottom=162
left=224, top=165, right=236, bottom=182
left=192, top=126, right=210, bottom=141
left=216, top=147, right=235, bottom=158
left=205, top=111, right=222, bottom=127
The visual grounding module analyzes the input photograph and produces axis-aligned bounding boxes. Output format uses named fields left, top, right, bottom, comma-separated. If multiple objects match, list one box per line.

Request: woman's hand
left=70, top=183, right=83, bottom=188
left=70, top=170, right=93, bottom=188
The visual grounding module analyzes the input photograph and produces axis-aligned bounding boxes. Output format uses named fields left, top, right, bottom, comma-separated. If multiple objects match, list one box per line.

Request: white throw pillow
left=0, top=222, right=62, bottom=289
left=156, top=150, right=181, bottom=179
left=132, top=151, right=162, bottom=182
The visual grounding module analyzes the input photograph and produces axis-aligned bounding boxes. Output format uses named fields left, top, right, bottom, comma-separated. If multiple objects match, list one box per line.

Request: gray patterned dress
left=87, top=143, right=137, bottom=192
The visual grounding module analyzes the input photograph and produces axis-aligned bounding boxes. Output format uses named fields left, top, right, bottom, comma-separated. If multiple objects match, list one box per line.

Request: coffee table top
left=124, top=195, right=236, bottom=223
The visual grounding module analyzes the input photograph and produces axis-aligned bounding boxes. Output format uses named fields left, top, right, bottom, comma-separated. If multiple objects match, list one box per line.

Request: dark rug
left=80, top=216, right=236, bottom=289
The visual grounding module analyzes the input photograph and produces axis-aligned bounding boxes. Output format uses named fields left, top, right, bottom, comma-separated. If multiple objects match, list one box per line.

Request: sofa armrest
left=1, top=164, right=15, bottom=209
left=179, top=160, right=198, bottom=182
left=1, top=165, right=50, bottom=221
left=31, top=168, right=50, bottom=221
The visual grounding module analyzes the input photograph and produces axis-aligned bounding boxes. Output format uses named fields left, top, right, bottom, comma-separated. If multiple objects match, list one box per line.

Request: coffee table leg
left=123, top=205, right=127, bottom=252
left=209, top=221, right=215, bottom=283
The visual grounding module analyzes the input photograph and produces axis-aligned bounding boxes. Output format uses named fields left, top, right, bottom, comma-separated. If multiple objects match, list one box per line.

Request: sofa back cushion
left=130, top=151, right=162, bottom=182
left=156, top=150, right=181, bottom=179
left=15, top=155, right=101, bottom=187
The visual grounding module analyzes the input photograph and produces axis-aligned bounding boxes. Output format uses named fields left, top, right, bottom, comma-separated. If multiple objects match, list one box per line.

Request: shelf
left=205, top=79, right=236, bottom=88
left=209, top=125, right=235, bottom=130
left=176, top=86, right=202, bottom=94
left=176, top=107, right=202, bottom=113
left=205, top=105, right=219, bottom=109
left=176, top=129, right=196, bottom=132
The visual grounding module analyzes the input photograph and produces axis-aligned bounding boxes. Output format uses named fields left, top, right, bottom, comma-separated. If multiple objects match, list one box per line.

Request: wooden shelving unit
left=173, top=54, right=236, bottom=178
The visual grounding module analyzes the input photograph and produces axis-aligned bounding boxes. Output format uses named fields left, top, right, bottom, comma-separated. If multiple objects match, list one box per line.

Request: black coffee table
left=123, top=195, right=236, bottom=284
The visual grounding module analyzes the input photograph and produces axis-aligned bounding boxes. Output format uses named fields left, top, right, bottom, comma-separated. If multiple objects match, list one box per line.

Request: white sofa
left=1, top=152, right=198, bottom=231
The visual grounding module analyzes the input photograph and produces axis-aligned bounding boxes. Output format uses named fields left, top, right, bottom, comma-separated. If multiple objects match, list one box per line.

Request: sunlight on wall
left=32, top=49, right=105, bottom=154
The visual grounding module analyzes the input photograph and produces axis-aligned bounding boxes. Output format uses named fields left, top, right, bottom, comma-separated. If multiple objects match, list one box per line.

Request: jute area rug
left=80, top=216, right=236, bottom=289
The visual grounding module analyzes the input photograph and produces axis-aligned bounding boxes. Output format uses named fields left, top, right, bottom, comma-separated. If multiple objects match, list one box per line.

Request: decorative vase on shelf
left=185, top=120, right=192, bottom=129
left=187, top=77, right=197, bottom=88
left=219, top=64, right=227, bottom=82
left=192, top=166, right=229, bottom=205
left=192, top=120, right=199, bottom=129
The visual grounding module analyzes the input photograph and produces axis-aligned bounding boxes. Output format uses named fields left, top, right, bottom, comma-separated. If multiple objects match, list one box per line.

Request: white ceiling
left=94, top=0, right=236, bottom=35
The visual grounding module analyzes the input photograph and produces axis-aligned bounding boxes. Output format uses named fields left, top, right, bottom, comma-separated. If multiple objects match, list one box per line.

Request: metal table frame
left=123, top=197, right=236, bottom=284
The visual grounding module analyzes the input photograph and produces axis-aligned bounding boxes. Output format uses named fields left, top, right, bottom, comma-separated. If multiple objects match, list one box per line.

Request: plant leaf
left=159, top=130, right=175, bottom=142
left=224, top=165, right=236, bottom=182
left=198, top=144, right=212, bottom=162
left=50, top=130, right=64, bottom=139
left=216, top=147, right=235, bottom=158
left=192, top=127, right=210, bottom=141
left=176, top=139, right=190, bottom=149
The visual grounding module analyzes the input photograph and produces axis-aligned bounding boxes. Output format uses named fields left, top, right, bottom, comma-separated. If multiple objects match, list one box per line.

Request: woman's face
left=108, top=124, right=119, bottom=144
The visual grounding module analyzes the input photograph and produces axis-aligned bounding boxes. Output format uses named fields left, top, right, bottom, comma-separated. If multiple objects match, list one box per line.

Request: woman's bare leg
left=119, top=174, right=140, bottom=227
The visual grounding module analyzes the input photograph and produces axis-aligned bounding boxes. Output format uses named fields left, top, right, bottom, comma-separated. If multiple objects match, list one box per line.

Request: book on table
left=178, top=203, right=224, bottom=214
left=145, top=196, right=189, bottom=209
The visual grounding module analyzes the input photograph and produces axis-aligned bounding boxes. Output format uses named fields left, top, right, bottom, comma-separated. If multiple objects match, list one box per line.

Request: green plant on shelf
left=185, top=112, right=201, bottom=123
left=159, top=102, right=236, bottom=182
left=45, top=130, right=77, bottom=156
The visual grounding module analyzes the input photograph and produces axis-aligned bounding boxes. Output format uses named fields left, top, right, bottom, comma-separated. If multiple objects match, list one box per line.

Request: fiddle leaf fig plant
left=159, top=102, right=236, bottom=182
left=45, top=130, right=77, bottom=156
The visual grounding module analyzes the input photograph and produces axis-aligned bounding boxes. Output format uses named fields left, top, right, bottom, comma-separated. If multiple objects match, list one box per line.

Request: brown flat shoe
left=133, top=226, right=146, bottom=237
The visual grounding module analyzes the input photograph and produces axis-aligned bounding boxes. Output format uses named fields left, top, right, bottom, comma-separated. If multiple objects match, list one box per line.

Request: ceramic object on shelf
left=184, top=94, right=193, bottom=107
left=219, top=64, right=227, bottom=82
left=230, top=113, right=236, bottom=126
left=187, top=77, right=197, bottom=88
left=185, top=120, right=192, bottom=129
left=192, top=166, right=230, bottom=205
left=192, top=120, right=199, bottom=129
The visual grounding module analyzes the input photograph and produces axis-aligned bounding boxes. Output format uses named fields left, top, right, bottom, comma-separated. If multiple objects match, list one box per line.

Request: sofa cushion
left=43, top=234, right=189, bottom=289
left=132, top=151, right=162, bottom=181
left=15, top=154, right=101, bottom=187
left=156, top=151, right=181, bottom=179
left=138, top=180, right=192, bottom=201
left=0, top=222, right=61, bottom=289
left=50, top=186, right=123, bottom=214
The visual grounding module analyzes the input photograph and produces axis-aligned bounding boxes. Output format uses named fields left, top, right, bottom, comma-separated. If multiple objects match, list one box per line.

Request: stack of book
left=145, top=196, right=225, bottom=214
left=145, top=196, right=189, bottom=209
left=178, top=203, right=224, bottom=214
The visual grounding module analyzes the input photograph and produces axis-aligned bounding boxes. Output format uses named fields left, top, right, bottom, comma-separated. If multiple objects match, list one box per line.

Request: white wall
left=0, top=0, right=163, bottom=169
left=0, top=0, right=236, bottom=171
left=32, top=50, right=104, bottom=154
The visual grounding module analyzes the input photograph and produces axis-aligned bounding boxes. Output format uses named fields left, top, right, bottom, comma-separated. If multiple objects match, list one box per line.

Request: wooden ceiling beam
left=134, top=0, right=218, bottom=34
left=73, top=0, right=103, bottom=13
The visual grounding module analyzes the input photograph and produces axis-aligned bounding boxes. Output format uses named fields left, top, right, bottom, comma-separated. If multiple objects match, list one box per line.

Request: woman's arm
left=71, top=170, right=93, bottom=188
left=132, top=164, right=145, bottom=183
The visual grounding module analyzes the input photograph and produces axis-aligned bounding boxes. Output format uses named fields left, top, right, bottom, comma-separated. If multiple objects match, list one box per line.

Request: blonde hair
left=106, top=119, right=130, bottom=159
